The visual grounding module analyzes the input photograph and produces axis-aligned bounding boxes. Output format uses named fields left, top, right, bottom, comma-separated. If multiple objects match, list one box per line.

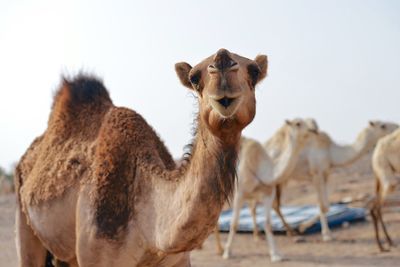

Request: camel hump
left=48, top=74, right=113, bottom=136
left=50, top=74, right=112, bottom=125
left=56, top=74, right=111, bottom=107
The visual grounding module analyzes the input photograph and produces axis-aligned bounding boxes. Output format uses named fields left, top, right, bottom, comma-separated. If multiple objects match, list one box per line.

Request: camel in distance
left=14, top=49, right=268, bottom=267
left=270, top=120, right=398, bottom=241
left=370, top=128, right=400, bottom=252
left=222, top=119, right=316, bottom=262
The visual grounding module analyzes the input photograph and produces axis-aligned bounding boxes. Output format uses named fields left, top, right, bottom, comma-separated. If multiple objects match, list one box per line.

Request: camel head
left=353, top=120, right=399, bottom=152
left=365, top=120, right=399, bottom=147
left=368, top=121, right=399, bottom=136
left=175, top=48, right=268, bottom=141
left=285, top=118, right=316, bottom=144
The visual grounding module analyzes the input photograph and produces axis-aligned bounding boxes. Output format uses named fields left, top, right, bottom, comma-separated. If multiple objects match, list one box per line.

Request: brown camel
left=14, top=48, right=268, bottom=267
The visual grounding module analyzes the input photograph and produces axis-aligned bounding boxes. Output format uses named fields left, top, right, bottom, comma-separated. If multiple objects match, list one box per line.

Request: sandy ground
left=191, top=213, right=400, bottom=267
left=190, top=153, right=400, bottom=267
left=0, top=153, right=399, bottom=266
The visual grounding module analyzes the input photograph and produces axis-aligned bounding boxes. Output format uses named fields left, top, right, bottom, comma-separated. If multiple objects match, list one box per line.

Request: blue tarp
left=218, top=204, right=366, bottom=234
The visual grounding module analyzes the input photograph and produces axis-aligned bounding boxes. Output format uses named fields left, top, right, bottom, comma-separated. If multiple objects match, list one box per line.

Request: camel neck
left=187, top=124, right=239, bottom=202
left=152, top=120, right=239, bottom=253
left=328, top=128, right=371, bottom=167
left=271, top=130, right=301, bottom=184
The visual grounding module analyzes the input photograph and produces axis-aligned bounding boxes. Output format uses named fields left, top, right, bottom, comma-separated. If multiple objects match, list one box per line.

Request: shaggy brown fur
left=14, top=135, right=44, bottom=204
left=19, top=76, right=113, bottom=206
left=92, top=106, right=181, bottom=238
left=92, top=107, right=237, bottom=238
left=16, top=75, right=177, bottom=237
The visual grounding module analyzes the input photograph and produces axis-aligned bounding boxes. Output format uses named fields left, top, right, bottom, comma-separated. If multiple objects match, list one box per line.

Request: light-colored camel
left=222, top=119, right=315, bottom=262
left=14, top=48, right=268, bottom=267
left=270, top=120, right=399, bottom=241
left=370, top=128, right=400, bottom=251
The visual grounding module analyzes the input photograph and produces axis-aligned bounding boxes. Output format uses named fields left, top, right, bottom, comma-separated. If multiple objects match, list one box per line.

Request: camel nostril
left=208, top=61, right=238, bottom=73
left=218, top=97, right=235, bottom=108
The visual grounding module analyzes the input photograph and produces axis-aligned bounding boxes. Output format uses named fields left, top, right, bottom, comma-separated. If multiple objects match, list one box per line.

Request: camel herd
left=218, top=119, right=399, bottom=262
left=12, top=49, right=399, bottom=266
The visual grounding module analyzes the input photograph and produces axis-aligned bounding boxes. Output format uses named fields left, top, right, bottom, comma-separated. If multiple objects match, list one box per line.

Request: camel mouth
left=217, top=97, right=235, bottom=108
left=209, top=95, right=242, bottom=118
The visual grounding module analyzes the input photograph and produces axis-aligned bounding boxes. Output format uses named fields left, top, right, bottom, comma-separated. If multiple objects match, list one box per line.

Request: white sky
left=1, top=0, right=400, bottom=171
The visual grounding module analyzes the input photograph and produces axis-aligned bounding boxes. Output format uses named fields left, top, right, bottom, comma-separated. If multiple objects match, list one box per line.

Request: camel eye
left=189, top=71, right=201, bottom=86
left=247, top=64, right=260, bottom=87
left=190, top=75, right=199, bottom=85
left=296, top=122, right=301, bottom=127
left=381, top=125, right=386, bottom=130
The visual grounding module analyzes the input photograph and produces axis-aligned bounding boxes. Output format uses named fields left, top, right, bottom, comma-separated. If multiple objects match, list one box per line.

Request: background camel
left=270, top=120, right=398, bottom=241
left=14, top=49, right=268, bottom=267
left=222, top=119, right=315, bottom=262
left=370, top=128, right=400, bottom=251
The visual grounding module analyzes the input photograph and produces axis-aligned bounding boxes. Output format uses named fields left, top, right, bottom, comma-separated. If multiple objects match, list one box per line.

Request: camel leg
left=370, top=206, right=386, bottom=252
left=263, top=189, right=283, bottom=262
left=249, top=200, right=260, bottom=241
left=15, top=206, right=47, bottom=267
left=214, top=228, right=223, bottom=255
left=299, top=175, right=331, bottom=240
left=273, top=205, right=296, bottom=237
left=377, top=205, right=394, bottom=247
left=222, top=193, right=244, bottom=259
left=315, top=175, right=332, bottom=241
left=273, top=184, right=296, bottom=236
left=297, top=176, right=323, bottom=234
left=298, top=214, right=320, bottom=233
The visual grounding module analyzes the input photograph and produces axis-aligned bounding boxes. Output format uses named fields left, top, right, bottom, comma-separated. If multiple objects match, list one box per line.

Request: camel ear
left=309, top=118, right=318, bottom=130
left=175, top=62, right=193, bottom=89
left=254, top=54, right=268, bottom=83
left=285, top=119, right=292, bottom=126
left=369, top=121, right=376, bottom=127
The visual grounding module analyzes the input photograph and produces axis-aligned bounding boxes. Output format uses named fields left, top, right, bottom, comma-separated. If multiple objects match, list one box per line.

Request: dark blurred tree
left=0, top=165, right=14, bottom=193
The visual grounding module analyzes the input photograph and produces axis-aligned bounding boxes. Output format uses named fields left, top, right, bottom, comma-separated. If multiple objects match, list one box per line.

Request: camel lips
left=218, top=97, right=235, bottom=108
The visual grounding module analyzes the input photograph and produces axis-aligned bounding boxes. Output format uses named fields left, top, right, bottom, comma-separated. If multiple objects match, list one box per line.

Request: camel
left=370, top=128, right=400, bottom=251
left=14, top=48, right=268, bottom=267
left=222, top=118, right=315, bottom=262
left=269, top=120, right=399, bottom=241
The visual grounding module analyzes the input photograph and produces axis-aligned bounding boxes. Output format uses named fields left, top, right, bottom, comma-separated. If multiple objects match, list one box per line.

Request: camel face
left=359, top=120, right=400, bottom=151
left=175, top=48, right=268, bottom=136
left=286, top=118, right=315, bottom=142
left=368, top=121, right=399, bottom=138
